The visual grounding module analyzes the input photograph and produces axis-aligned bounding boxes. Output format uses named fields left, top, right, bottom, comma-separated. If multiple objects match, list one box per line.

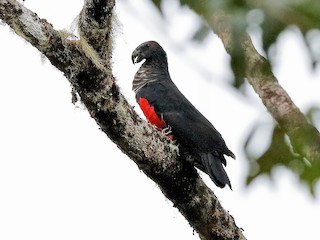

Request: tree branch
left=0, top=0, right=245, bottom=239
left=217, top=16, right=320, bottom=164
left=184, top=4, right=320, bottom=164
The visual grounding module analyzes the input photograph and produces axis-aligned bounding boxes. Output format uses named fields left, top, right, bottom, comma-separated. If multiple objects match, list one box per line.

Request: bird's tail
left=200, top=153, right=232, bottom=189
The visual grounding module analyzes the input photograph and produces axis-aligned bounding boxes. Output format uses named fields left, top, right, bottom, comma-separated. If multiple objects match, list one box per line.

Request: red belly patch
left=139, top=97, right=166, bottom=129
left=138, top=98, right=174, bottom=140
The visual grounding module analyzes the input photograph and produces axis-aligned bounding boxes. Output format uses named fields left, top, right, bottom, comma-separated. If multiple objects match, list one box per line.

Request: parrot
left=131, top=41, right=235, bottom=189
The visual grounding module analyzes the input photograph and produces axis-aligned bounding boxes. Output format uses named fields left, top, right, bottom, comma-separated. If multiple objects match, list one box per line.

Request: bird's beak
left=132, top=54, right=139, bottom=64
left=131, top=49, right=143, bottom=64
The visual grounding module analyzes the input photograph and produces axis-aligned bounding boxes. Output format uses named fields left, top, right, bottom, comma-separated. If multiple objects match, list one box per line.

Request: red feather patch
left=139, top=97, right=166, bottom=129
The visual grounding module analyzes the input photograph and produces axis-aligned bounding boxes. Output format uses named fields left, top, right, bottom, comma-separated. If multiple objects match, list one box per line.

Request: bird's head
left=132, top=41, right=167, bottom=64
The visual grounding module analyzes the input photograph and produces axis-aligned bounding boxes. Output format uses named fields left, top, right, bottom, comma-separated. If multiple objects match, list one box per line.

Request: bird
left=131, top=41, right=235, bottom=189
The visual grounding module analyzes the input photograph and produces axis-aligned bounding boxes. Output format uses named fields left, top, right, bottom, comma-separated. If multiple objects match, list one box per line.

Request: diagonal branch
left=183, top=3, right=320, bottom=164
left=214, top=14, right=320, bottom=164
left=0, top=0, right=245, bottom=239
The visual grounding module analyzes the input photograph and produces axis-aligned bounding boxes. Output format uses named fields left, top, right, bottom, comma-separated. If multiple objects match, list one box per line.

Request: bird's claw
left=162, top=125, right=172, bottom=135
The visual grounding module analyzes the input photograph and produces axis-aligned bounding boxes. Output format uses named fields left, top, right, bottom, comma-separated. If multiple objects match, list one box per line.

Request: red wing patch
left=139, top=97, right=166, bottom=129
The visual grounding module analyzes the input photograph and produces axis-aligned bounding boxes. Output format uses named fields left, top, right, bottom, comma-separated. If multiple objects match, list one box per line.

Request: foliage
left=150, top=0, right=320, bottom=194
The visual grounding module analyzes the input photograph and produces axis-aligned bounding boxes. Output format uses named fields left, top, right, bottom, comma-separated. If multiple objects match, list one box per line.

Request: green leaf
left=245, top=125, right=299, bottom=184
left=245, top=123, right=320, bottom=195
left=151, top=0, right=163, bottom=14
left=260, top=15, right=286, bottom=55
left=305, top=106, right=320, bottom=126
left=191, top=23, right=210, bottom=42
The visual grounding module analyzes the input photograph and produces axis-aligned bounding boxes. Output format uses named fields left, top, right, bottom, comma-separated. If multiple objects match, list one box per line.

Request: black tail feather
left=200, top=153, right=232, bottom=189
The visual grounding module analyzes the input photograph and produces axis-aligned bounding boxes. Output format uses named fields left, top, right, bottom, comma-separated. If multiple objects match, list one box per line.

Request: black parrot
left=131, top=41, right=235, bottom=189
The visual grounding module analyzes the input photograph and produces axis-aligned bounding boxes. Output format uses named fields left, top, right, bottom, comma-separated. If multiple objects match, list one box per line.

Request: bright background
left=0, top=0, right=319, bottom=239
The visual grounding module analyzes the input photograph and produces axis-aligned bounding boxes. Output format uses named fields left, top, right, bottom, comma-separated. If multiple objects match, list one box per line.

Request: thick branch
left=0, top=0, right=245, bottom=239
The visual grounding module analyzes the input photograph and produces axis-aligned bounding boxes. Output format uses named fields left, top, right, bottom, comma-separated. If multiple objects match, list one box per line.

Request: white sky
left=0, top=0, right=320, bottom=240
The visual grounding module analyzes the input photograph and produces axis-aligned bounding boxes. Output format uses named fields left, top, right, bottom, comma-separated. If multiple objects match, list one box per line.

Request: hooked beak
left=131, top=49, right=144, bottom=64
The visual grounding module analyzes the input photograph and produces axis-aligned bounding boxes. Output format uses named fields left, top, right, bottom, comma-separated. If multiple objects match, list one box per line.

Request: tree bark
left=0, top=0, right=245, bottom=239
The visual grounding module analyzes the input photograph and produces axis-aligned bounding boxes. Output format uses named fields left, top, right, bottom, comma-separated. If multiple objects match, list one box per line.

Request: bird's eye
left=146, top=44, right=150, bottom=48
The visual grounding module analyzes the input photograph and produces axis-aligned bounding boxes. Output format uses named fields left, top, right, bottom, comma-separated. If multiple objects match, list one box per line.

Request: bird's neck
left=132, top=58, right=170, bottom=93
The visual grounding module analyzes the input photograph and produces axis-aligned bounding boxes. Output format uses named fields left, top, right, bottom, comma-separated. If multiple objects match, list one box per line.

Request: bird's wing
left=163, top=110, right=227, bottom=154
left=137, top=80, right=231, bottom=156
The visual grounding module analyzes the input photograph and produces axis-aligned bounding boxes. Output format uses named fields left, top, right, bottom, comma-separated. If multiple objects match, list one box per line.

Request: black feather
left=200, top=153, right=232, bottom=189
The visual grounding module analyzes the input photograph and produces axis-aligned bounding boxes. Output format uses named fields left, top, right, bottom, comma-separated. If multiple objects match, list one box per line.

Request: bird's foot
left=162, top=125, right=172, bottom=135
left=168, top=142, right=180, bottom=156
left=160, top=125, right=179, bottom=155
left=162, top=126, right=174, bottom=140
